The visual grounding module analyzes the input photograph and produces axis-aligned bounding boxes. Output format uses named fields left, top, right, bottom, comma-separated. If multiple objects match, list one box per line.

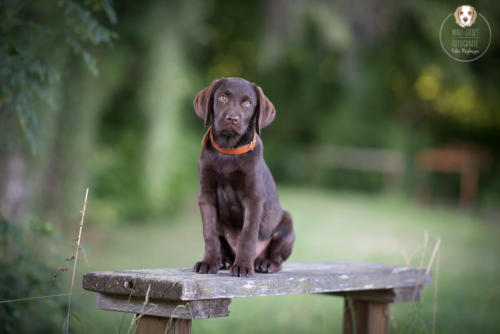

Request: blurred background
left=1, top=0, right=499, bottom=333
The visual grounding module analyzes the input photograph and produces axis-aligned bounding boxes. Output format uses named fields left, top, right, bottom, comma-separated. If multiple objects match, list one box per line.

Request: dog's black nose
left=463, top=17, right=468, bottom=22
left=225, top=114, right=239, bottom=124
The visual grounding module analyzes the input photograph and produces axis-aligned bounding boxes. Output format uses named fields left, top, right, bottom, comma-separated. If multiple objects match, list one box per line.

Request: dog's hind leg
left=219, top=235, right=235, bottom=269
left=254, top=211, right=295, bottom=273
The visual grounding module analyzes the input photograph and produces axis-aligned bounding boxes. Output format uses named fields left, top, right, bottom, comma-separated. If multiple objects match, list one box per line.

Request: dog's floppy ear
left=253, top=84, right=276, bottom=134
left=454, top=6, right=461, bottom=25
left=194, top=78, right=224, bottom=127
left=471, top=6, right=477, bottom=25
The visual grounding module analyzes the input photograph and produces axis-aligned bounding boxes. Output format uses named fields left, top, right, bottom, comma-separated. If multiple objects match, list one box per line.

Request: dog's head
left=454, top=5, right=477, bottom=27
left=193, top=77, right=275, bottom=137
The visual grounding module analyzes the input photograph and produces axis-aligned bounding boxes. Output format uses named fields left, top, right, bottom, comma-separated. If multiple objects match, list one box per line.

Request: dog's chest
left=215, top=176, right=245, bottom=227
left=211, top=154, right=249, bottom=175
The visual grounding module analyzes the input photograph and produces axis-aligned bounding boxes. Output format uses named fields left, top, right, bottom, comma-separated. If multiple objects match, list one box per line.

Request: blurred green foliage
left=1, top=0, right=499, bottom=222
left=1, top=2, right=114, bottom=332
left=0, top=218, right=68, bottom=333
left=0, top=0, right=116, bottom=154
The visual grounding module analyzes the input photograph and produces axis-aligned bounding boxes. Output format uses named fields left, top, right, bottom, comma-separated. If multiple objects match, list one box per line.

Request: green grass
left=70, top=187, right=500, bottom=333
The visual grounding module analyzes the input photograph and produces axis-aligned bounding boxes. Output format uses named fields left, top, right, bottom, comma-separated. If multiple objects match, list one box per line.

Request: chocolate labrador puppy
left=193, top=77, right=295, bottom=277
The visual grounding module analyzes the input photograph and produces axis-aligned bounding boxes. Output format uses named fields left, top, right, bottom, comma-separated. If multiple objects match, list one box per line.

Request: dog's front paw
left=219, top=256, right=233, bottom=270
left=193, top=261, right=219, bottom=274
left=255, top=258, right=282, bottom=273
left=230, top=263, right=254, bottom=277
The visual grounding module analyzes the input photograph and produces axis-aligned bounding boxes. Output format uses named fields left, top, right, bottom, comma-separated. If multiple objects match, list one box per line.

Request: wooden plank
left=82, top=262, right=431, bottom=301
left=310, top=146, right=404, bottom=174
left=96, top=293, right=231, bottom=319
left=329, top=286, right=423, bottom=303
left=135, top=316, right=191, bottom=334
left=343, top=298, right=388, bottom=334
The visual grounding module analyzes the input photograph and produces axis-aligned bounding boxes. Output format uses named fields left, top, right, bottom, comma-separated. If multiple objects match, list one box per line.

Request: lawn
left=70, top=187, right=500, bottom=333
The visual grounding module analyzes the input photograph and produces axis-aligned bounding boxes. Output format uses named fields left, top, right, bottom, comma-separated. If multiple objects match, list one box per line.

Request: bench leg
left=343, top=298, right=388, bottom=334
left=135, top=316, right=191, bottom=334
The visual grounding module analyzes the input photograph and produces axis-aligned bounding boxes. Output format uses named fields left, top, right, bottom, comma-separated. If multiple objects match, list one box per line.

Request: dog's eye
left=218, top=95, right=227, bottom=103
left=460, top=11, right=463, bottom=15
left=243, top=100, right=252, bottom=107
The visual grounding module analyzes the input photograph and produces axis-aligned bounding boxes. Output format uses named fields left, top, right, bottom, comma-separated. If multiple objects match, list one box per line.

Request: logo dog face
left=454, top=5, right=477, bottom=28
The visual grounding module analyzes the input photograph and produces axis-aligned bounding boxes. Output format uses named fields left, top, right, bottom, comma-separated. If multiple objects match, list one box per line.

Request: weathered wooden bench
left=82, top=261, right=431, bottom=334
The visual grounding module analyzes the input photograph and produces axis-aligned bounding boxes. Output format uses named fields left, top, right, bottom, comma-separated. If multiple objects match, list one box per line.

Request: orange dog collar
left=202, top=127, right=256, bottom=155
